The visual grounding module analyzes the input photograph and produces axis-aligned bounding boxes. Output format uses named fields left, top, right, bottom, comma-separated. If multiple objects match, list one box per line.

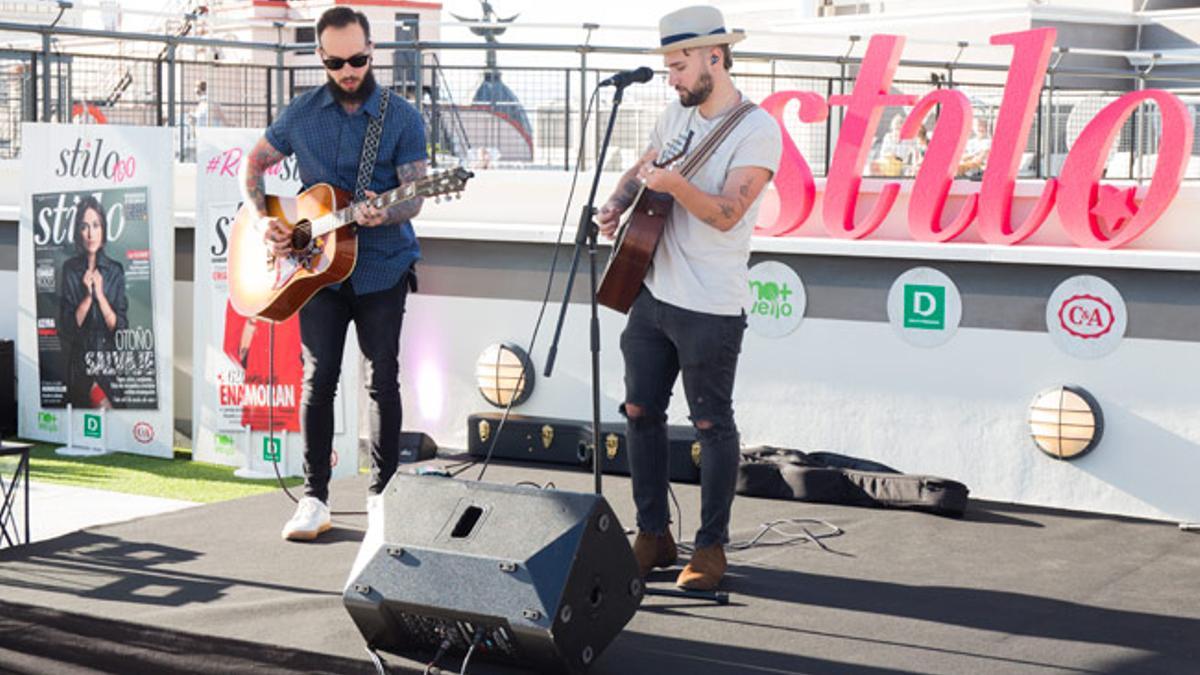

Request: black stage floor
left=1, top=458, right=1198, bottom=674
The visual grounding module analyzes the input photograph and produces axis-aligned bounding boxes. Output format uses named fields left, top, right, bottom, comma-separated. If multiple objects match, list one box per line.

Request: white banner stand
left=233, top=423, right=278, bottom=480
left=54, top=404, right=109, bottom=457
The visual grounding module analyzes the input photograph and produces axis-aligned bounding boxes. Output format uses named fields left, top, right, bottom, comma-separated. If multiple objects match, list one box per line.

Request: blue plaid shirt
left=265, top=83, right=426, bottom=294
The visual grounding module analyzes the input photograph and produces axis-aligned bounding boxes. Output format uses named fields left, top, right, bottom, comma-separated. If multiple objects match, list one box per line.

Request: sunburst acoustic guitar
left=596, top=133, right=694, bottom=314
left=228, top=168, right=472, bottom=322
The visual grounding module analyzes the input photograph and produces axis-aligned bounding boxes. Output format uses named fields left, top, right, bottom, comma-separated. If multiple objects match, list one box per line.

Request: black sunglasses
left=322, top=53, right=370, bottom=70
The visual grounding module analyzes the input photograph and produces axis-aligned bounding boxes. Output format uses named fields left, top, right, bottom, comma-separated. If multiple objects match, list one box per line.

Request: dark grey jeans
left=619, top=287, right=746, bottom=549
left=298, top=274, right=410, bottom=502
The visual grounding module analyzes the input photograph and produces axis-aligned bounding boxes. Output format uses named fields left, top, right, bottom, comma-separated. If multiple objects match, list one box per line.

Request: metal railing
left=1, top=19, right=1198, bottom=181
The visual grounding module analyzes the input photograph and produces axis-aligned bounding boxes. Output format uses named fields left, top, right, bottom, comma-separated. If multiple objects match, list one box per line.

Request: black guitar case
left=737, top=446, right=969, bottom=517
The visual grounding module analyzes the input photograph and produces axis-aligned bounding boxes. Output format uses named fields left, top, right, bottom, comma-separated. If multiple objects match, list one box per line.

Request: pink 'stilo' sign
left=760, top=28, right=1195, bottom=250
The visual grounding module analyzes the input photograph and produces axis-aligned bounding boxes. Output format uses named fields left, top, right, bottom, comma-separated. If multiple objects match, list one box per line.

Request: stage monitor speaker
left=397, top=430, right=437, bottom=463
left=344, top=474, right=642, bottom=673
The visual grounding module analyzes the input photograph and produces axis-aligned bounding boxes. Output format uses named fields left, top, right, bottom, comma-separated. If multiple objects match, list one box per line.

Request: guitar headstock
left=416, top=167, right=475, bottom=201
left=653, top=130, right=695, bottom=169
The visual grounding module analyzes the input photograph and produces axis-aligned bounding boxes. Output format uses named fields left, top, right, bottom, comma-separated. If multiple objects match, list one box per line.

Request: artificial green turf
left=11, top=440, right=303, bottom=504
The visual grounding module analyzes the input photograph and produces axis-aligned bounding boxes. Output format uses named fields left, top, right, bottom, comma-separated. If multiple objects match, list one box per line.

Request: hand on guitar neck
left=352, top=190, right=390, bottom=228
left=260, top=187, right=392, bottom=257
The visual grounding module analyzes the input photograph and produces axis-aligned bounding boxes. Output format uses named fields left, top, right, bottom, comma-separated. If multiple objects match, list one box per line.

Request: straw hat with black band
left=649, top=5, right=745, bottom=54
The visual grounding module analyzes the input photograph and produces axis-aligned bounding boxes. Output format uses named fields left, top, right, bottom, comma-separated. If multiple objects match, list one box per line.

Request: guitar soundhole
left=291, top=221, right=313, bottom=250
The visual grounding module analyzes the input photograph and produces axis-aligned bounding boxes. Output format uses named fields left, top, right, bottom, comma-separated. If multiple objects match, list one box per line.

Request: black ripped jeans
left=620, top=287, right=746, bottom=549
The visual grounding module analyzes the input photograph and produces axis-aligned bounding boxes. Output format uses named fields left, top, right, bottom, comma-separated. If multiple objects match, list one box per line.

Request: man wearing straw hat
left=596, top=5, right=782, bottom=590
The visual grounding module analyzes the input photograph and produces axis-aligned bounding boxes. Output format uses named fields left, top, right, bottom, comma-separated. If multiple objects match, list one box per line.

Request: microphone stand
left=544, top=82, right=625, bottom=496
left=543, top=82, right=728, bottom=606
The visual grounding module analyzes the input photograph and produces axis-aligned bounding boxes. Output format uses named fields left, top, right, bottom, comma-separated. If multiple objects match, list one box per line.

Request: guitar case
left=588, top=422, right=702, bottom=484
left=466, top=412, right=590, bottom=467
left=736, top=446, right=969, bottom=517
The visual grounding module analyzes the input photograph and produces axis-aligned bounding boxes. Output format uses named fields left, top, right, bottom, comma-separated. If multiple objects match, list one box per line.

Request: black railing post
left=40, top=31, right=51, bottom=122
left=26, top=51, right=38, bottom=123
left=266, top=66, right=274, bottom=125
left=155, top=57, right=164, bottom=126
left=166, top=42, right=176, bottom=126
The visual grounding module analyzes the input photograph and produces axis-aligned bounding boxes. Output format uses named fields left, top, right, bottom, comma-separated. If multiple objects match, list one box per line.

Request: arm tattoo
left=718, top=201, right=736, bottom=221
left=613, top=177, right=641, bottom=210
left=606, top=145, right=655, bottom=210
left=708, top=174, right=764, bottom=229
left=382, top=159, right=427, bottom=225
left=242, top=138, right=286, bottom=216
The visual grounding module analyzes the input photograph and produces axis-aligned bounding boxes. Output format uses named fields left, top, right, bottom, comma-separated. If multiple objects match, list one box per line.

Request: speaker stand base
left=644, top=586, right=730, bottom=605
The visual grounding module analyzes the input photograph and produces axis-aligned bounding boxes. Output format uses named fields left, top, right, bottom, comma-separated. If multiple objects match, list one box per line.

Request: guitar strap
left=676, top=99, right=757, bottom=181
left=353, top=86, right=391, bottom=202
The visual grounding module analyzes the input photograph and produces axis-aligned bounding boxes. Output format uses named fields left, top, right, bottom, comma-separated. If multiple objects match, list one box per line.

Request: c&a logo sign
left=1058, top=295, right=1115, bottom=339
left=132, top=422, right=155, bottom=444
left=745, top=261, right=806, bottom=338
left=1046, top=276, right=1126, bottom=359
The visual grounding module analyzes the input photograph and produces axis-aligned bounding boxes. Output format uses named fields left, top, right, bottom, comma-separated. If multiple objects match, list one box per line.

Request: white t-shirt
left=964, top=135, right=991, bottom=157
left=644, top=97, right=782, bottom=316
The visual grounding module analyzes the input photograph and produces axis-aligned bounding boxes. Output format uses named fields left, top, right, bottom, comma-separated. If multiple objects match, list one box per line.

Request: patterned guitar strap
left=676, top=99, right=757, bottom=181
left=353, top=86, right=391, bottom=204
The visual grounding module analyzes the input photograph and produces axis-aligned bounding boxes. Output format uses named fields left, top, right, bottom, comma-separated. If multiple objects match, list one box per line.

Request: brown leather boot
left=676, top=544, right=727, bottom=590
left=632, top=530, right=678, bottom=578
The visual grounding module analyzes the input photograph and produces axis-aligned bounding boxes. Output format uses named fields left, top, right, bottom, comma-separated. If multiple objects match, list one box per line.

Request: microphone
left=598, top=66, right=654, bottom=88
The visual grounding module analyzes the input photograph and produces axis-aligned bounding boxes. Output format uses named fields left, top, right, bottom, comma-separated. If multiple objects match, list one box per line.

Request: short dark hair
left=316, top=7, right=371, bottom=45
left=73, top=195, right=107, bottom=255
left=683, top=45, right=734, bottom=70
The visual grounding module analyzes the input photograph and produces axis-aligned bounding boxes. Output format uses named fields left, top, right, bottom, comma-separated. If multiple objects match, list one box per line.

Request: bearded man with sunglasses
left=242, top=6, right=427, bottom=542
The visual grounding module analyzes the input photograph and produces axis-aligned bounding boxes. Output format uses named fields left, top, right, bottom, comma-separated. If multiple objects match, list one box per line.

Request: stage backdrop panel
left=191, top=128, right=359, bottom=479
left=17, top=123, right=174, bottom=457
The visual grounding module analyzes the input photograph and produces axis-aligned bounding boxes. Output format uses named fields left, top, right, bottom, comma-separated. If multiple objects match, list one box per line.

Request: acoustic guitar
left=596, top=133, right=694, bottom=314
left=228, top=167, right=472, bottom=322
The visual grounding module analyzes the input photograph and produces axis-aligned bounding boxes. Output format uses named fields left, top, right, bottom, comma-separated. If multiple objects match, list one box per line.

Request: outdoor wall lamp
left=475, top=343, right=534, bottom=408
left=1028, top=386, right=1103, bottom=460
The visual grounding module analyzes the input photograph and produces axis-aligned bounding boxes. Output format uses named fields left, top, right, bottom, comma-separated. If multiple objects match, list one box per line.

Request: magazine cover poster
left=192, top=127, right=357, bottom=477
left=33, top=187, right=158, bottom=410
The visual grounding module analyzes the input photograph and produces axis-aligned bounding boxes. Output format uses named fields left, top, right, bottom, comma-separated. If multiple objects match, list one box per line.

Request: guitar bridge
left=266, top=237, right=323, bottom=292
left=293, top=238, right=322, bottom=271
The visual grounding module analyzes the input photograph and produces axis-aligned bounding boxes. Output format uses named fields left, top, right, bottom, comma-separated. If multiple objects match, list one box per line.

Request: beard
left=327, top=68, right=376, bottom=105
left=677, top=71, right=713, bottom=108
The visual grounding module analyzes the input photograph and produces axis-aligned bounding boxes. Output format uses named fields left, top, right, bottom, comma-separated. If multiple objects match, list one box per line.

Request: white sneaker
left=281, top=496, right=332, bottom=541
